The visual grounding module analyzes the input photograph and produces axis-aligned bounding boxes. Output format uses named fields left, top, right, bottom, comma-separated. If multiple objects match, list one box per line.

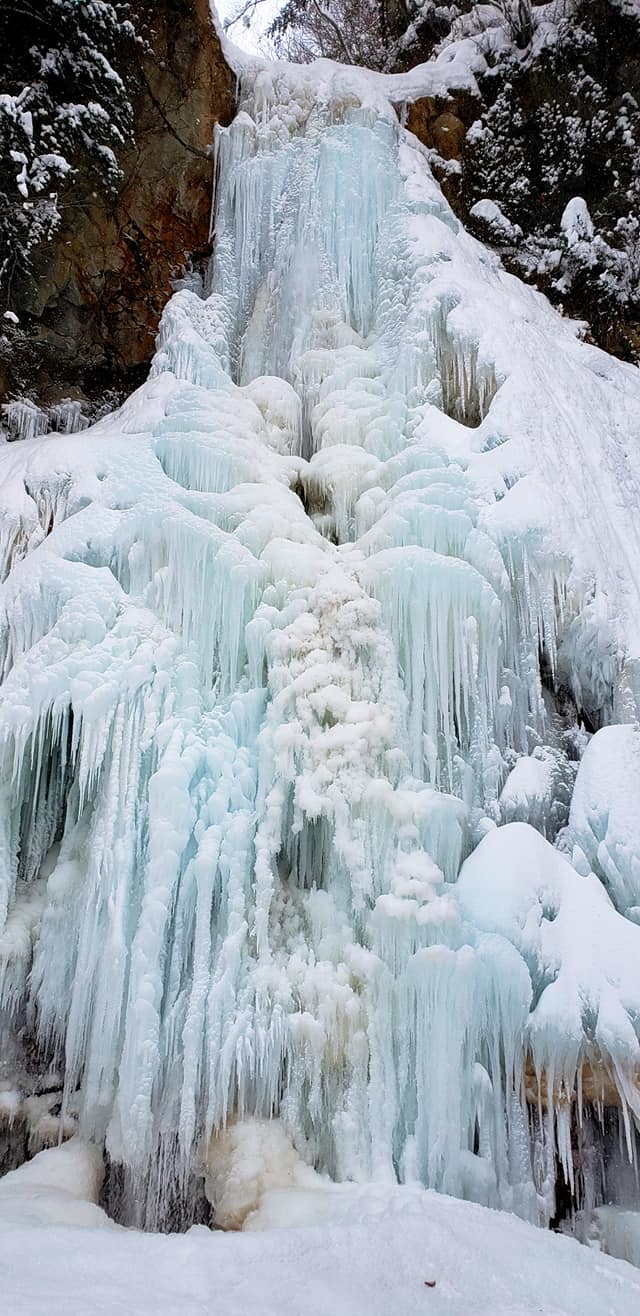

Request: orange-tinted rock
left=405, top=90, right=479, bottom=212
left=406, top=91, right=479, bottom=159
left=524, top=1056, right=639, bottom=1111
left=430, top=111, right=467, bottom=161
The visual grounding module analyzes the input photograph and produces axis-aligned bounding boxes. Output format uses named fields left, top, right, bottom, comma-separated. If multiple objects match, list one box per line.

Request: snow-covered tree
left=267, top=0, right=395, bottom=67
left=225, top=0, right=469, bottom=71
left=0, top=1, right=137, bottom=301
left=244, top=0, right=535, bottom=72
left=464, top=0, right=640, bottom=358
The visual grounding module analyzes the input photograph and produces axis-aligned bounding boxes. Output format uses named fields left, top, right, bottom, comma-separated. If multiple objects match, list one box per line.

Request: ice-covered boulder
left=499, top=748, right=574, bottom=839
left=567, top=724, right=640, bottom=919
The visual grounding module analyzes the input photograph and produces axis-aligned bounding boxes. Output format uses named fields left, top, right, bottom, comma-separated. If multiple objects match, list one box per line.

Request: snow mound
left=2, top=1184, right=640, bottom=1315
left=0, top=1139, right=112, bottom=1229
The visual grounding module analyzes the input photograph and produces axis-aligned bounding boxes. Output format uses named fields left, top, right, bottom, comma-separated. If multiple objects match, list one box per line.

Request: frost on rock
left=0, top=59, right=639, bottom=1236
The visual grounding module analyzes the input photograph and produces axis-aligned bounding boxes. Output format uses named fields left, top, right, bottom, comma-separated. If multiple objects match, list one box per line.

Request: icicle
left=0, top=61, right=637, bottom=1236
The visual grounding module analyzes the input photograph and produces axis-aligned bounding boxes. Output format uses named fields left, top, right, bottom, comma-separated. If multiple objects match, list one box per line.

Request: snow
left=567, top=724, right=640, bottom=919
left=0, top=34, right=639, bottom=1246
left=594, top=1206, right=640, bottom=1271
left=470, top=198, right=523, bottom=244
left=2, top=1145, right=640, bottom=1315
left=561, top=196, right=595, bottom=247
left=219, top=30, right=488, bottom=106
left=0, top=1139, right=111, bottom=1230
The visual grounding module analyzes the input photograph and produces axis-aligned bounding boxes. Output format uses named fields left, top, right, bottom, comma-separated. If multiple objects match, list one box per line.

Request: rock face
left=3, top=0, right=235, bottom=411
left=406, top=91, right=479, bottom=211
left=407, top=93, right=476, bottom=164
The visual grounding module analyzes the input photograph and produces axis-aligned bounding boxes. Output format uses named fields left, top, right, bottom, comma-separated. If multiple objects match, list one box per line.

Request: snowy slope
left=0, top=47, right=639, bottom=1250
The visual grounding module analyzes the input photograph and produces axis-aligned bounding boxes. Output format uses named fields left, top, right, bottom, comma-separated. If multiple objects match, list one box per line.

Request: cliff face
left=406, top=90, right=480, bottom=212
left=2, top=0, right=235, bottom=413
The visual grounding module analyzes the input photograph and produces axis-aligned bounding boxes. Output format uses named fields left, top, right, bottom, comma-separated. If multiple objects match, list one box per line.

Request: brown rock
left=406, top=90, right=479, bottom=160
left=5, top=0, right=235, bottom=409
left=405, top=90, right=480, bottom=211
left=524, top=1056, right=640, bottom=1111
left=430, top=111, right=467, bottom=162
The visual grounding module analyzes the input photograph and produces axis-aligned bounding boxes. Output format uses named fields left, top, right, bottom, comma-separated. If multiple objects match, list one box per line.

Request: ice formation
left=0, top=56, right=639, bottom=1237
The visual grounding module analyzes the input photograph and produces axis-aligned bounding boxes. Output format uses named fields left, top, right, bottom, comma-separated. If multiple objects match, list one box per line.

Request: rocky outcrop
left=2, top=0, right=235, bottom=413
left=406, top=90, right=480, bottom=211
left=407, top=92, right=477, bottom=164
left=524, top=1057, right=639, bottom=1113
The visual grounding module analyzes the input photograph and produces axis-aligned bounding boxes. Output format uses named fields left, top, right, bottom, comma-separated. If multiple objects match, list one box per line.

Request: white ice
left=567, top=724, right=640, bottom=920
left=0, top=52, right=639, bottom=1238
left=0, top=1138, right=111, bottom=1229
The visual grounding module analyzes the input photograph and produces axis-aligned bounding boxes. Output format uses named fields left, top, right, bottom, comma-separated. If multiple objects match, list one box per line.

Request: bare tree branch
left=223, top=0, right=269, bottom=33
left=309, top=0, right=357, bottom=63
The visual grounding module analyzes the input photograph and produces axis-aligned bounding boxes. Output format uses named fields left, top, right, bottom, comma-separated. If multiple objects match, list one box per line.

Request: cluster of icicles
left=0, top=65, right=638, bottom=1232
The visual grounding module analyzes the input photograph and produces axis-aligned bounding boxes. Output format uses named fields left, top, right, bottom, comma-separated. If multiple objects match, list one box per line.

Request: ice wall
left=0, top=59, right=639, bottom=1233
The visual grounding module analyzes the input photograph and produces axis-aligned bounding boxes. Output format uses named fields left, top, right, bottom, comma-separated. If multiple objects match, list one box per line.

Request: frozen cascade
left=0, top=59, right=639, bottom=1235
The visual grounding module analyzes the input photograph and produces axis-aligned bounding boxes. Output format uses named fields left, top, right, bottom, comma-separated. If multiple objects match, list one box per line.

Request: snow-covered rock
left=0, top=1139, right=112, bottom=1229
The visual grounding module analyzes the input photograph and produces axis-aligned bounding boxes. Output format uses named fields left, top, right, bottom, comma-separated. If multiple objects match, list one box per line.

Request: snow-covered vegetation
left=462, top=0, right=640, bottom=360
left=0, top=1, right=136, bottom=293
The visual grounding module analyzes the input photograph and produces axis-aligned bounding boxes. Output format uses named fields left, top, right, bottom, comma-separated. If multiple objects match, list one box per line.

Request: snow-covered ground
left=3, top=1211, right=640, bottom=1316
left=1, top=1143, right=639, bottom=1316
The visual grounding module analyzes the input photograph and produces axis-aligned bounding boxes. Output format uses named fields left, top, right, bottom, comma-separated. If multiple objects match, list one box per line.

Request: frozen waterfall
left=1, top=59, right=639, bottom=1235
